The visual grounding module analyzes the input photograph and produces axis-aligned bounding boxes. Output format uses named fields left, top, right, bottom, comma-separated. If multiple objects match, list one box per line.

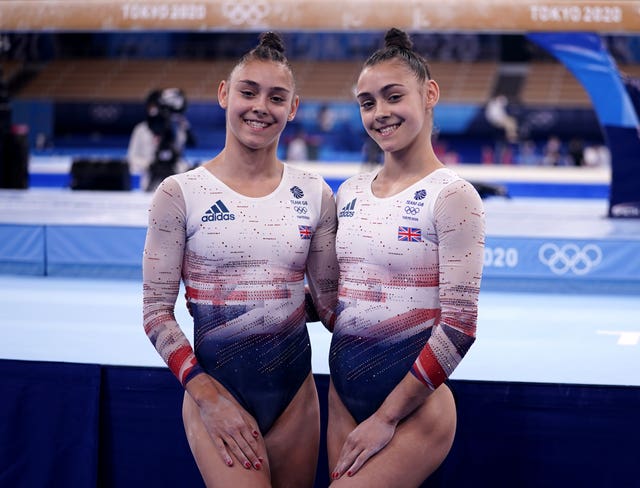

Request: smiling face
left=355, top=59, right=438, bottom=155
left=218, top=59, right=298, bottom=151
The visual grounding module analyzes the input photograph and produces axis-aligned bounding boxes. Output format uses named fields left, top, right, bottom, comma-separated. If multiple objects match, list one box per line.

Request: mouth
left=375, top=123, right=401, bottom=136
left=244, top=119, right=272, bottom=130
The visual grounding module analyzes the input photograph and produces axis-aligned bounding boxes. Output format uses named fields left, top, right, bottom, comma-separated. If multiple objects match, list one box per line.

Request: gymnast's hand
left=331, top=412, right=397, bottom=479
left=189, top=375, right=264, bottom=470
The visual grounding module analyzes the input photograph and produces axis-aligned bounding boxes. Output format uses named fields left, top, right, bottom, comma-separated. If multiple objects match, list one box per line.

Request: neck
left=371, top=138, right=443, bottom=198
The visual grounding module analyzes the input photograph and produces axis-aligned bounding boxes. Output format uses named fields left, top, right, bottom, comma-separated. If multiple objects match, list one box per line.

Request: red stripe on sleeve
left=414, top=344, right=447, bottom=388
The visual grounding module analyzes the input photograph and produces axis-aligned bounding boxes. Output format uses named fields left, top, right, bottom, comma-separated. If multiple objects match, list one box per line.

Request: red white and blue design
left=298, top=225, right=314, bottom=239
left=398, top=226, right=422, bottom=242
left=143, top=164, right=338, bottom=433
left=331, top=167, right=485, bottom=423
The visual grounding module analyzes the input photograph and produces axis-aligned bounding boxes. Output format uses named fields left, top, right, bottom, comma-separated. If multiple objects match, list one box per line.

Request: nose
left=374, top=101, right=390, bottom=120
left=252, top=96, right=268, bottom=116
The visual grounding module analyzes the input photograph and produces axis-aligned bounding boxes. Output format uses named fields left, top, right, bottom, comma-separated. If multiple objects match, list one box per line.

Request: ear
left=287, top=95, right=300, bottom=122
left=425, top=79, right=440, bottom=109
left=217, top=80, right=229, bottom=109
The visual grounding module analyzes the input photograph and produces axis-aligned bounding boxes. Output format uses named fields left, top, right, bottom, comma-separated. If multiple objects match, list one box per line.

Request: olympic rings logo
left=538, top=243, right=602, bottom=275
left=404, top=206, right=420, bottom=215
left=221, top=1, right=270, bottom=25
left=294, top=206, right=307, bottom=214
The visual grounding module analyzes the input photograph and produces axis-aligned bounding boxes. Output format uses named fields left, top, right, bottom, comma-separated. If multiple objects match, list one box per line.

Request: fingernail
left=244, top=461, right=251, bottom=469
left=331, top=472, right=339, bottom=479
left=253, top=430, right=259, bottom=437
left=254, top=462, right=261, bottom=469
left=347, top=470, right=353, bottom=477
left=226, top=459, right=233, bottom=467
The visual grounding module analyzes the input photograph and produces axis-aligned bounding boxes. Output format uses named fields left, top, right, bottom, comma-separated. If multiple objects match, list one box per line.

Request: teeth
left=378, top=124, right=399, bottom=135
left=246, top=120, right=269, bottom=129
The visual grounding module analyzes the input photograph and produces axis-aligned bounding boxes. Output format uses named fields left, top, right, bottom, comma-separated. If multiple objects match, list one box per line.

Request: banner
left=0, top=1, right=639, bottom=33
left=528, top=32, right=640, bottom=218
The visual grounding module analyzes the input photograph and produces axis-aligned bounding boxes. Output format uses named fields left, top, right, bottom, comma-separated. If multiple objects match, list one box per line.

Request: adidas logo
left=339, top=198, right=356, bottom=218
left=201, top=200, right=236, bottom=222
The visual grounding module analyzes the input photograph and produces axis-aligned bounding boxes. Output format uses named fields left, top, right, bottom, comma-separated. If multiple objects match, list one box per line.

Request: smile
left=244, top=119, right=271, bottom=129
left=376, top=123, right=400, bottom=136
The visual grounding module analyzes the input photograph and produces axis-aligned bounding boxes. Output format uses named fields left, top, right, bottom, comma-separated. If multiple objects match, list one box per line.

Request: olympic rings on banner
left=221, top=1, right=270, bottom=26
left=404, top=206, right=420, bottom=215
left=538, top=242, right=602, bottom=275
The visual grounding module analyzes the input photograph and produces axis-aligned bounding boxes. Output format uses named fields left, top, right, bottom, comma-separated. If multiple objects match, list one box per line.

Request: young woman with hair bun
left=327, top=27, right=485, bottom=487
left=142, top=32, right=339, bottom=488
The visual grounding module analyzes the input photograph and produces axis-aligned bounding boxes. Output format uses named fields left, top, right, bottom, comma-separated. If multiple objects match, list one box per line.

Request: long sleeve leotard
left=329, top=167, right=485, bottom=423
left=143, top=164, right=338, bottom=432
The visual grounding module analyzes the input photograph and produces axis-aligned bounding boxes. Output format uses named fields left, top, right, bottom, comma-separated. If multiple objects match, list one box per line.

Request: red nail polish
left=255, top=462, right=261, bottom=469
left=244, top=461, right=251, bottom=469
left=347, top=470, right=353, bottom=477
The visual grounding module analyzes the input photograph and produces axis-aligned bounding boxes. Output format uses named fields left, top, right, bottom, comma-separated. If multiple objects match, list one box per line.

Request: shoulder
left=428, top=168, right=479, bottom=197
left=284, top=163, right=333, bottom=195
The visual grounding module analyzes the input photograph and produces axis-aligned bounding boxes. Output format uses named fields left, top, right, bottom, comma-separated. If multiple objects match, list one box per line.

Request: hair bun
left=384, top=27, right=413, bottom=51
left=259, top=32, right=286, bottom=54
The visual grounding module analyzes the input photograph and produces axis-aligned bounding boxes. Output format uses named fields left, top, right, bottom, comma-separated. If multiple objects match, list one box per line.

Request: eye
left=270, top=95, right=285, bottom=104
left=359, top=99, right=374, bottom=110
left=240, top=90, right=255, bottom=98
left=388, top=93, right=403, bottom=103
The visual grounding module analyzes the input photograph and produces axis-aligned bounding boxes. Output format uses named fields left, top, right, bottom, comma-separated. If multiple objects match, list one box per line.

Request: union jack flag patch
left=398, top=226, right=422, bottom=242
left=299, top=225, right=314, bottom=239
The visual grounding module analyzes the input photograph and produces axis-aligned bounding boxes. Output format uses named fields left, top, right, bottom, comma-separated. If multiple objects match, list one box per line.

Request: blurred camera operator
left=127, top=88, right=195, bottom=191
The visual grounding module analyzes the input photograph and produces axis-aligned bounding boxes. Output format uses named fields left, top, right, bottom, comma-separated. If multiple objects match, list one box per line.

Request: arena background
left=1, top=2, right=640, bottom=487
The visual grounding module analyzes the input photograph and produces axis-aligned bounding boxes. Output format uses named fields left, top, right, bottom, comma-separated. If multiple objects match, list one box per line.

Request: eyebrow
left=356, top=83, right=404, bottom=100
left=237, top=79, right=291, bottom=94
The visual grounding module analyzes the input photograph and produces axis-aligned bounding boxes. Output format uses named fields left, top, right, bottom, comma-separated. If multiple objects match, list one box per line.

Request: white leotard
left=330, top=167, right=485, bottom=422
left=142, top=163, right=338, bottom=432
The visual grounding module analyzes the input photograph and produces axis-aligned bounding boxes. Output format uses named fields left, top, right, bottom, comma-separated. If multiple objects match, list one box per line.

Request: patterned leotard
left=329, top=167, right=485, bottom=423
left=143, top=164, right=338, bottom=433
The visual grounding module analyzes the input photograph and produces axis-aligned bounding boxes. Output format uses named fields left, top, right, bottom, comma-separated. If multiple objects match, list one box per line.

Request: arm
left=332, top=179, right=485, bottom=477
left=305, top=180, right=339, bottom=331
left=143, top=177, right=263, bottom=469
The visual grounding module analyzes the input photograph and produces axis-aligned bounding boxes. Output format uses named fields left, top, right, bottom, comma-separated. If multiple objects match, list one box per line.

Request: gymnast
left=142, top=32, right=338, bottom=488
left=327, top=27, right=486, bottom=487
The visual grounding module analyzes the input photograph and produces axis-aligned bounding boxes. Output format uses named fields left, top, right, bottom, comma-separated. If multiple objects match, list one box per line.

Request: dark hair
left=232, top=32, right=294, bottom=84
left=364, top=28, right=431, bottom=82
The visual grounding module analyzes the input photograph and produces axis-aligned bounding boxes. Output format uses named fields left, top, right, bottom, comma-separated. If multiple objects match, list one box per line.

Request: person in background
left=485, top=94, right=518, bottom=144
left=542, top=135, right=564, bottom=166
left=127, top=87, right=194, bottom=191
left=142, top=32, right=338, bottom=488
left=286, top=126, right=310, bottom=161
left=327, top=27, right=485, bottom=487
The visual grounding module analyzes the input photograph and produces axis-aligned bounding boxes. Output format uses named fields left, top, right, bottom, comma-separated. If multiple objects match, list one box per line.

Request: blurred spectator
left=568, top=137, right=585, bottom=167
left=286, top=128, right=310, bottom=161
left=542, top=135, right=564, bottom=166
left=583, top=144, right=611, bottom=167
left=127, top=88, right=194, bottom=191
left=485, top=94, right=519, bottom=143
left=317, top=103, right=336, bottom=133
left=517, top=139, right=539, bottom=165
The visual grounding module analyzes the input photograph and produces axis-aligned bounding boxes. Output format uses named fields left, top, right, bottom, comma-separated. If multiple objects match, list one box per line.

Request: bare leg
left=327, top=380, right=456, bottom=488
left=264, top=373, right=321, bottom=488
left=183, top=373, right=320, bottom=488
left=182, top=390, right=271, bottom=488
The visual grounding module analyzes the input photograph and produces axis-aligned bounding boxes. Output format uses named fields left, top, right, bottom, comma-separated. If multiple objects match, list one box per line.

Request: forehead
left=230, top=59, right=294, bottom=89
left=356, top=59, right=417, bottom=92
